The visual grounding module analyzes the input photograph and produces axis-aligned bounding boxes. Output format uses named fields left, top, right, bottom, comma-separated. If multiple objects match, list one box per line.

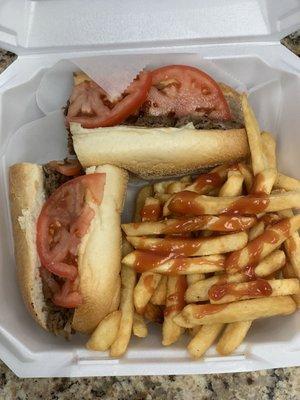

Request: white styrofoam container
left=0, top=0, right=300, bottom=377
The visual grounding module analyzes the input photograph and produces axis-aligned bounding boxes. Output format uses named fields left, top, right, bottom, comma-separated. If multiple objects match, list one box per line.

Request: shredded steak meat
left=43, top=158, right=83, bottom=197
left=43, top=165, right=70, bottom=197
left=123, top=114, right=243, bottom=130
left=42, top=291, right=74, bottom=339
left=41, top=161, right=79, bottom=337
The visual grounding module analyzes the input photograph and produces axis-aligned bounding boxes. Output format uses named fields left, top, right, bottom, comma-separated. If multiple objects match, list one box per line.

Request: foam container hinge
left=0, top=0, right=300, bottom=377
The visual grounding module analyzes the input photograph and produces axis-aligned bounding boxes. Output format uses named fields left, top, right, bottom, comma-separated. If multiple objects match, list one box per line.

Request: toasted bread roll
left=9, top=163, right=47, bottom=330
left=72, top=165, right=128, bottom=332
left=71, top=123, right=249, bottom=178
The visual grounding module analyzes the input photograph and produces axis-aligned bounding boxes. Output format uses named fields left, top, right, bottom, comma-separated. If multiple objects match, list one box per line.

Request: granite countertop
left=0, top=34, right=300, bottom=399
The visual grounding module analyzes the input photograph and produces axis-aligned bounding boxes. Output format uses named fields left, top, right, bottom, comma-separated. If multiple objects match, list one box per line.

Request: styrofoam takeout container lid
left=0, top=0, right=300, bottom=377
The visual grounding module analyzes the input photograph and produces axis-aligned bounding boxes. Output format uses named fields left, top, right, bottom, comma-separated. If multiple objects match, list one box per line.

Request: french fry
left=154, top=176, right=191, bottom=195
left=151, top=275, right=167, bottom=305
left=219, top=171, right=244, bottom=197
left=86, top=311, right=122, bottom=351
left=185, top=250, right=286, bottom=302
left=282, top=263, right=300, bottom=307
left=185, top=274, right=240, bottom=303
left=248, top=221, right=265, bottom=241
left=187, top=274, right=205, bottom=286
left=180, top=176, right=192, bottom=184
left=275, top=173, right=300, bottom=191
left=110, top=266, right=136, bottom=357
left=136, top=191, right=163, bottom=315
left=187, top=323, right=224, bottom=359
left=242, top=94, right=265, bottom=175
left=279, top=210, right=300, bottom=280
left=122, top=215, right=256, bottom=236
left=121, top=237, right=133, bottom=257
left=216, top=321, right=252, bottom=356
left=133, top=313, right=148, bottom=338
left=152, top=259, right=220, bottom=275
left=213, top=153, right=250, bottom=363
left=162, top=276, right=187, bottom=346
left=209, top=278, right=299, bottom=304
left=245, top=159, right=277, bottom=350
left=250, top=168, right=277, bottom=195
left=198, top=162, right=247, bottom=357
left=140, top=197, right=162, bottom=222
left=184, top=164, right=230, bottom=194
left=134, top=185, right=154, bottom=222
left=164, top=190, right=300, bottom=216
left=127, top=232, right=248, bottom=257
left=261, top=131, right=277, bottom=169
left=134, top=272, right=162, bottom=314
left=189, top=326, right=201, bottom=337
left=260, top=213, right=281, bottom=226
left=225, top=215, right=300, bottom=274
left=122, top=251, right=225, bottom=275
left=254, top=250, right=286, bottom=276
left=173, top=296, right=296, bottom=328
left=238, top=163, right=253, bottom=193
left=154, top=180, right=175, bottom=194
left=167, top=181, right=189, bottom=194
left=143, top=196, right=160, bottom=209
left=284, top=235, right=300, bottom=280
left=144, top=302, right=164, bottom=324
left=278, top=209, right=294, bottom=218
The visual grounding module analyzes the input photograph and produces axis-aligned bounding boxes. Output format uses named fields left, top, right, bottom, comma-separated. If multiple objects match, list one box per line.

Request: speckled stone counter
left=0, top=362, right=299, bottom=399
left=0, top=37, right=299, bottom=399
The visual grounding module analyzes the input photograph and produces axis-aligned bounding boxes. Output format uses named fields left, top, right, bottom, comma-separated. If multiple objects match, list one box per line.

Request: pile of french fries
left=87, top=94, right=300, bottom=359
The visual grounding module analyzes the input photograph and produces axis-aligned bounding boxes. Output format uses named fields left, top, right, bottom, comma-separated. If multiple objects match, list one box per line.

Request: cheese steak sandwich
left=66, top=65, right=249, bottom=178
left=9, top=160, right=128, bottom=337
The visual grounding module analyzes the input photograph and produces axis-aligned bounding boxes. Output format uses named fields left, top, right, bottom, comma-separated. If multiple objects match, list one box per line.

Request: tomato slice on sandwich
left=37, top=174, right=106, bottom=308
left=67, top=71, right=152, bottom=128
left=47, top=159, right=82, bottom=176
left=146, top=65, right=231, bottom=120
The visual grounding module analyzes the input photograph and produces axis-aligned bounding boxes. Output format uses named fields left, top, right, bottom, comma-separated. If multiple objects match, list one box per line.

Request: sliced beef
left=43, top=301, right=74, bottom=339
left=124, top=113, right=178, bottom=128
left=43, top=164, right=70, bottom=197
left=123, top=114, right=243, bottom=130
left=41, top=266, right=74, bottom=338
left=43, top=158, right=83, bottom=197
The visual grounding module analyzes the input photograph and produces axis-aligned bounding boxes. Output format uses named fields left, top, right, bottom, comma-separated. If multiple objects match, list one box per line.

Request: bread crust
left=71, top=124, right=249, bottom=178
left=72, top=164, right=128, bottom=333
left=9, top=163, right=48, bottom=330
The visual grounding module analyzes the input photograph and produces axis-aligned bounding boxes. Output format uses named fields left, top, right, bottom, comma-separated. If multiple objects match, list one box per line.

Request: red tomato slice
left=46, top=262, right=78, bottom=281
left=52, top=292, right=82, bottom=308
left=37, top=174, right=105, bottom=308
left=70, top=204, right=95, bottom=239
left=146, top=65, right=231, bottom=120
left=53, top=280, right=83, bottom=308
left=37, top=174, right=105, bottom=267
left=67, top=71, right=152, bottom=128
left=47, top=160, right=82, bottom=176
left=53, top=291, right=83, bottom=308
left=37, top=225, right=70, bottom=267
